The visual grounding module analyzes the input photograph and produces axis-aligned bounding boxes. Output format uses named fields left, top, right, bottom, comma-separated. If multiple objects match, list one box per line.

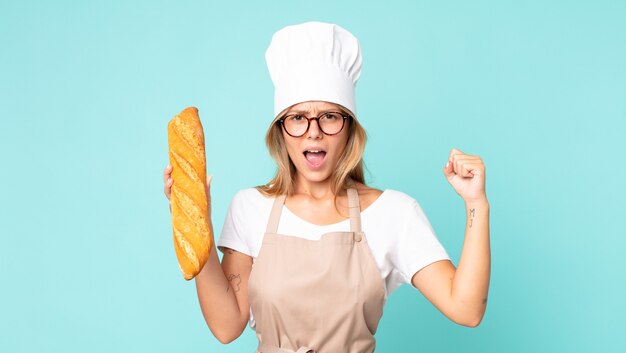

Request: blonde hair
left=256, top=104, right=367, bottom=197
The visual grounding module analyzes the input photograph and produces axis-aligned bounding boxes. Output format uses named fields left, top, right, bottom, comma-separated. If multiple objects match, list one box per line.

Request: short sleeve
left=392, top=199, right=450, bottom=285
left=217, top=192, right=253, bottom=257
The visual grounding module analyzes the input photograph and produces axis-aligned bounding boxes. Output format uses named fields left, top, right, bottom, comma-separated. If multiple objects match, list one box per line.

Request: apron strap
left=347, top=188, right=362, bottom=233
left=266, top=194, right=286, bottom=234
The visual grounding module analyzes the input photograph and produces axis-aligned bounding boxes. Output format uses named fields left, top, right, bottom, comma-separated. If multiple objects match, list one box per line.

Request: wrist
left=464, top=197, right=489, bottom=208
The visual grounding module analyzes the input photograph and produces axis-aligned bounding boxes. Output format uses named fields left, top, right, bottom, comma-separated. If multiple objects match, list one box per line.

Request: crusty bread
left=167, top=107, right=213, bottom=280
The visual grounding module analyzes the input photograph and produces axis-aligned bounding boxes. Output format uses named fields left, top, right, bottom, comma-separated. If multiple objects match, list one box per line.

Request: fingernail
left=445, top=161, right=450, bottom=168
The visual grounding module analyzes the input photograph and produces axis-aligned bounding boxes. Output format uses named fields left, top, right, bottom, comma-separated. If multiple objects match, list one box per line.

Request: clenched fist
left=443, top=148, right=487, bottom=203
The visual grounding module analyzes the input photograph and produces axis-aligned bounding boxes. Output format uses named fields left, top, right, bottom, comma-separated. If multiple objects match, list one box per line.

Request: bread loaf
left=167, top=106, right=213, bottom=280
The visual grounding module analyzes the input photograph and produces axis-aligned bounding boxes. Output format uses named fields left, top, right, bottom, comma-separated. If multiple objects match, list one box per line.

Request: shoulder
left=223, top=188, right=275, bottom=237
left=353, top=182, right=418, bottom=210
left=352, top=182, right=383, bottom=210
left=380, top=189, right=420, bottom=207
left=356, top=183, right=420, bottom=218
left=229, top=187, right=275, bottom=211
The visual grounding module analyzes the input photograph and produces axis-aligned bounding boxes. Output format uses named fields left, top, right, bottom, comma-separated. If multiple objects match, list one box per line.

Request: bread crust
left=167, top=107, right=213, bottom=280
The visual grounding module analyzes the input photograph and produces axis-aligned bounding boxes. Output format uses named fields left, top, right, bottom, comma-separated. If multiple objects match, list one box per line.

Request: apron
left=248, top=188, right=386, bottom=353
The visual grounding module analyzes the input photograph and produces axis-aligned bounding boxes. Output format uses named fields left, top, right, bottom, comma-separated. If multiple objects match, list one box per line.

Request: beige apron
left=248, top=188, right=386, bottom=353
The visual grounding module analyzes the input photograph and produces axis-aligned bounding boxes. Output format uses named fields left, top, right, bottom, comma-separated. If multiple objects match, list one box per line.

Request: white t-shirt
left=216, top=187, right=450, bottom=330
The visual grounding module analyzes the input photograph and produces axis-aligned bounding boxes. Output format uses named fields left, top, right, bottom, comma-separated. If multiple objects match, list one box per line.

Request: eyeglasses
left=278, top=111, right=351, bottom=137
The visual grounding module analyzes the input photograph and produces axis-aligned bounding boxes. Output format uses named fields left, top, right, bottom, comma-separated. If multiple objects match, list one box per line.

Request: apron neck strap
left=266, top=194, right=286, bottom=234
left=347, top=188, right=362, bottom=233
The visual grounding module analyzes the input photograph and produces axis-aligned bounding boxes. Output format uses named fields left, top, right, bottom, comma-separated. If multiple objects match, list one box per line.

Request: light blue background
left=1, top=1, right=625, bottom=352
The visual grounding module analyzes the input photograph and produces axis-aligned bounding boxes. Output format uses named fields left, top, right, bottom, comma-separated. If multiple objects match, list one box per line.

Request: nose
left=306, top=118, right=322, bottom=139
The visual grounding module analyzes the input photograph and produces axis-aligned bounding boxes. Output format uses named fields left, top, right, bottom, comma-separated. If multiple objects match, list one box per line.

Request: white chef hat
left=265, top=21, right=362, bottom=119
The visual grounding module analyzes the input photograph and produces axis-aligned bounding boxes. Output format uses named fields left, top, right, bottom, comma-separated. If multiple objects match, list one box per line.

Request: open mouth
left=303, top=149, right=327, bottom=169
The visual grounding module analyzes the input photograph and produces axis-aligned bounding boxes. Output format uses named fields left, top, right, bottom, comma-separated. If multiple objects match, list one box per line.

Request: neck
left=293, top=174, right=336, bottom=200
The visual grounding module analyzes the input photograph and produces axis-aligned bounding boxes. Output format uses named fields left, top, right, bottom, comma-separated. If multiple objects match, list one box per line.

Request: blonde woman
left=163, top=22, right=490, bottom=353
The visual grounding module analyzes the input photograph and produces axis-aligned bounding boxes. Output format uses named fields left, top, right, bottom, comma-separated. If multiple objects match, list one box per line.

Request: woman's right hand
left=163, top=164, right=213, bottom=213
left=164, top=164, right=174, bottom=211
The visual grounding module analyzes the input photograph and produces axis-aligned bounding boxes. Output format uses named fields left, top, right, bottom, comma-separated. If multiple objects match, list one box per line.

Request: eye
left=287, top=114, right=306, bottom=122
left=322, top=113, right=341, bottom=121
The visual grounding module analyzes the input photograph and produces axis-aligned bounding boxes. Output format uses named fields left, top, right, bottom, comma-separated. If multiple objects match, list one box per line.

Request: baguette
left=167, top=106, right=213, bottom=280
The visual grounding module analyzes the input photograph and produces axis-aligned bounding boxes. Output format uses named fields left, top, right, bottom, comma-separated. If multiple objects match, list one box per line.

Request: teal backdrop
left=1, top=1, right=625, bottom=352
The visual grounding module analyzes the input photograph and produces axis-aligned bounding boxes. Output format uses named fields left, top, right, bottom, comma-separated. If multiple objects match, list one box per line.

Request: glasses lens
left=319, top=113, right=344, bottom=135
left=283, top=115, right=308, bottom=136
left=282, top=112, right=346, bottom=136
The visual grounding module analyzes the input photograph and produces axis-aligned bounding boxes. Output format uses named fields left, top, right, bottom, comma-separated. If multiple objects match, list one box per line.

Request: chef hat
left=265, top=21, right=362, bottom=119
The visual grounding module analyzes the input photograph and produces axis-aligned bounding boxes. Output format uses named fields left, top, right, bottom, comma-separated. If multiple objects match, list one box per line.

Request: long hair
left=256, top=104, right=368, bottom=197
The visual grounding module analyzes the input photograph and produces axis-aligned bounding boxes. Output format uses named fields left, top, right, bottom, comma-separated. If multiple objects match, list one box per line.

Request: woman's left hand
left=443, top=148, right=487, bottom=203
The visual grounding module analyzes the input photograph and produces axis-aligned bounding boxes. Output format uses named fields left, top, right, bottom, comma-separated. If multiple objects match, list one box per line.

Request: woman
left=164, top=22, right=490, bottom=353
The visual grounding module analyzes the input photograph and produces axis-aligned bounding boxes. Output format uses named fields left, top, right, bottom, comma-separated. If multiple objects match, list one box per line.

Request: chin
left=296, top=166, right=334, bottom=183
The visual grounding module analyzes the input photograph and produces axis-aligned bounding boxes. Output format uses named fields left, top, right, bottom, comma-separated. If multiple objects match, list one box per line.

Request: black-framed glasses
left=278, top=111, right=351, bottom=137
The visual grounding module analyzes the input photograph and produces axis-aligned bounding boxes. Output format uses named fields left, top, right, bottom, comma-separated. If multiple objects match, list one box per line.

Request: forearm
left=195, top=232, right=245, bottom=343
left=450, top=198, right=491, bottom=324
